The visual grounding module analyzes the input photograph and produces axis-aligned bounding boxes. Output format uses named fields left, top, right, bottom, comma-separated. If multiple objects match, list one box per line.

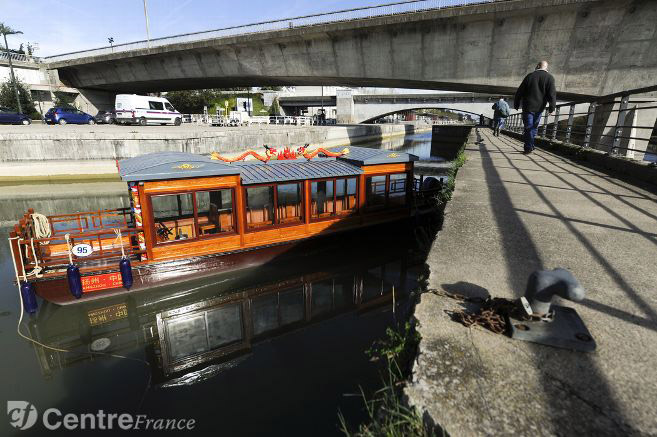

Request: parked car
left=0, top=107, right=31, bottom=125
left=114, top=94, right=181, bottom=126
left=44, top=107, right=95, bottom=125
left=94, top=110, right=116, bottom=124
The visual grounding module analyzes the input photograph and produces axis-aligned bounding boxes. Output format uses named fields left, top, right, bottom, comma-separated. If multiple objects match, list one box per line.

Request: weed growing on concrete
left=436, top=149, right=467, bottom=205
left=340, top=322, right=439, bottom=437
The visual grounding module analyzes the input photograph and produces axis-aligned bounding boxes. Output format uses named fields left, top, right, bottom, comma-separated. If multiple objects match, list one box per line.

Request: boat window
left=280, top=288, right=305, bottom=326
left=311, top=279, right=333, bottom=316
left=196, top=189, right=234, bottom=236
left=149, top=101, right=164, bottom=110
left=252, top=294, right=278, bottom=335
left=152, top=193, right=196, bottom=243
left=311, top=180, right=334, bottom=218
left=335, top=177, right=358, bottom=214
left=366, top=176, right=387, bottom=208
left=246, top=186, right=275, bottom=230
left=277, top=183, right=303, bottom=224
left=388, top=173, right=408, bottom=207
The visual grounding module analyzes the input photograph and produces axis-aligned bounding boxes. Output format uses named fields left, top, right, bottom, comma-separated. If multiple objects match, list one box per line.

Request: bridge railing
left=503, top=85, right=657, bottom=162
left=43, top=0, right=497, bottom=63
left=0, top=52, right=39, bottom=63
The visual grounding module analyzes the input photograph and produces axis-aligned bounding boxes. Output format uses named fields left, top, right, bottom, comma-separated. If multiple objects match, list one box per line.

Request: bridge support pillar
left=589, top=101, right=617, bottom=152
left=336, top=89, right=354, bottom=124
left=618, top=102, right=657, bottom=161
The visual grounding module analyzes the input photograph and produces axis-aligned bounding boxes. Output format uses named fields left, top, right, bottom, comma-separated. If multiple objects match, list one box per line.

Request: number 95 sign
left=72, top=243, right=94, bottom=257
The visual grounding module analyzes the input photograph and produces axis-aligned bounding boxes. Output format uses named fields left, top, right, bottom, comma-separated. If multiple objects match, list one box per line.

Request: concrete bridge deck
left=406, top=129, right=657, bottom=435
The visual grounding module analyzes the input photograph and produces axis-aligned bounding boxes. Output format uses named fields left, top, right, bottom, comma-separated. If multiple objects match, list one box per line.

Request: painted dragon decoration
left=211, top=144, right=350, bottom=163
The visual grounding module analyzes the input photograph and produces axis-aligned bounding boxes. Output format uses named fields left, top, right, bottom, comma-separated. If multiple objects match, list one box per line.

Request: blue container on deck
left=120, top=258, right=133, bottom=290
left=20, top=281, right=38, bottom=314
left=67, top=264, right=83, bottom=299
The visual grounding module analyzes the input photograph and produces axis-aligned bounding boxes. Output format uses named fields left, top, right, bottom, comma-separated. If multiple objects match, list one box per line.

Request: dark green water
left=0, top=133, right=438, bottom=436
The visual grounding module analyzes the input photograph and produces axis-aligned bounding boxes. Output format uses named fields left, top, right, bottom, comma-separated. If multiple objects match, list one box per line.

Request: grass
left=436, top=148, right=467, bottom=206
left=339, top=322, right=440, bottom=437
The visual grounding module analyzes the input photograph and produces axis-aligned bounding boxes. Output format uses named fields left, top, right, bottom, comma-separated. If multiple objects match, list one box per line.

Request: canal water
left=0, top=132, right=440, bottom=436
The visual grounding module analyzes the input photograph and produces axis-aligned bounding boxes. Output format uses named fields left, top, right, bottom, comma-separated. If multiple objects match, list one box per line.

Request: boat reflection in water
left=26, top=223, right=431, bottom=383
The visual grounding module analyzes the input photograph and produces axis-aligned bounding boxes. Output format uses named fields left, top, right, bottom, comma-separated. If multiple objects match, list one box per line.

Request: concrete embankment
left=0, top=123, right=429, bottom=181
left=405, top=129, right=657, bottom=435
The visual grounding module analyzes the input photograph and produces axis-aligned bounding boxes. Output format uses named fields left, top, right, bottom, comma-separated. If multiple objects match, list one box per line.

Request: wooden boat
left=9, top=145, right=420, bottom=306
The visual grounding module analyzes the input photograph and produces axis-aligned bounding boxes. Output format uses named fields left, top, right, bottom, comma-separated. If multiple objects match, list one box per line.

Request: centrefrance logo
left=6, top=401, right=196, bottom=432
left=7, top=401, right=38, bottom=430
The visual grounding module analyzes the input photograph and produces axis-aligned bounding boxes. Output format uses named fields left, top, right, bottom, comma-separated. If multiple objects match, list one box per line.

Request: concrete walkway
left=406, top=129, right=657, bottom=436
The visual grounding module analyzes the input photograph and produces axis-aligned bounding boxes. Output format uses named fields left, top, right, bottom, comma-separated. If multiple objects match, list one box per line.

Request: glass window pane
left=166, top=315, right=208, bottom=361
left=311, top=180, right=334, bottom=218
left=206, top=304, right=243, bottom=349
left=196, top=189, right=234, bottom=236
left=334, top=276, right=353, bottom=309
left=312, top=280, right=333, bottom=316
left=389, top=173, right=408, bottom=206
left=149, top=101, right=164, bottom=110
left=366, top=176, right=386, bottom=207
left=280, top=288, right=304, bottom=325
left=336, top=178, right=358, bottom=214
left=252, top=294, right=278, bottom=335
left=152, top=193, right=196, bottom=243
left=363, top=266, right=384, bottom=302
left=277, top=183, right=303, bottom=224
left=246, top=186, right=275, bottom=229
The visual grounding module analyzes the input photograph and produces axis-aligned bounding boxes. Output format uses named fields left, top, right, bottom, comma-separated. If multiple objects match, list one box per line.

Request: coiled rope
left=31, top=213, right=51, bottom=241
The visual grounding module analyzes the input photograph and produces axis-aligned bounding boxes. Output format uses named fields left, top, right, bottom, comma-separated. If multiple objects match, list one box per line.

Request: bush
left=0, top=78, right=37, bottom=115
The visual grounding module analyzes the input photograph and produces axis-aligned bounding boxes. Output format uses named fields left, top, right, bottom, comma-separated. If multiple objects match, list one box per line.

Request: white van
left=114, top=94, right=182, bottom=126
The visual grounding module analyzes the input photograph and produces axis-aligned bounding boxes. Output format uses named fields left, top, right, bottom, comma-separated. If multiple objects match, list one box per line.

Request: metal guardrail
left=502, top=85, right=657, bottom=161
left=43, top=0, right=498, bottom=63
left=0, top=52, right=39, bottom=63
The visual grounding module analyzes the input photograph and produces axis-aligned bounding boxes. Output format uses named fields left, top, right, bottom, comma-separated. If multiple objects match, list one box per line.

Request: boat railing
left=16, top=226, right=146, bottom=276
left=47, top=208, right=134, bottom=236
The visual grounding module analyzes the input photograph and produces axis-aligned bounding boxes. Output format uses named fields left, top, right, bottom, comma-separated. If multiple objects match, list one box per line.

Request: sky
left=0, top=0, right=386, bottom=57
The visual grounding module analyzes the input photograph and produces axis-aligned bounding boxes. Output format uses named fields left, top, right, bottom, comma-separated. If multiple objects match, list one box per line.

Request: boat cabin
left=119, top=146, right=418, bottom=262
left=9, top=146, right=419, bottom=305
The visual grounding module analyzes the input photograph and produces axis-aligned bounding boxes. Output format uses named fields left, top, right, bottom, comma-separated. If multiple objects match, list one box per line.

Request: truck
left=114, top=94, right=182, bottom=126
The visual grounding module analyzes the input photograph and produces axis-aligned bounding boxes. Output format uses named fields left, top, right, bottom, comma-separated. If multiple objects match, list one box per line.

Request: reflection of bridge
left=279, top=92, right=513, bottom=122
left=44, top=0, right=657, bottom=102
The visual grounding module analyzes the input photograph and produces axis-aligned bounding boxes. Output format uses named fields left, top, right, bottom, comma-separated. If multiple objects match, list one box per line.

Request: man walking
left=514, top=60, right=557, bottom=154
left=492, top=97, right=510, bottom=136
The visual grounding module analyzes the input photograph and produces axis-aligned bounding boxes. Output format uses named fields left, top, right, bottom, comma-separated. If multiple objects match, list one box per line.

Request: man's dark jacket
left=514, top=70, right=557, bottom=113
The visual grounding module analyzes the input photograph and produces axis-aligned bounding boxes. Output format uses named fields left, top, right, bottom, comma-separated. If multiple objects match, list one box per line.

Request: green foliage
left=165, top=89, right=270, bottom=115
left=436, top=149, right=467, bottom=205
left=340, top=323, right=437, bottom=437
left=269, top=97, right=281, bottom=116
left=339, top=363, right=436, bottom=437
left=0, top=78, right=36, bottom=115
left=53, top=91, right=76, bottom=108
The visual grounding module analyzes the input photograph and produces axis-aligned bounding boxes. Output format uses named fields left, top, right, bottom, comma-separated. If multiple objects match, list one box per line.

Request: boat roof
left=118, top=146, right=417, bottom=183
left=234, top=158, right=362, bottom=185
left=118, top=152, right=240, bottom=182
left=330, top=146, right=419, bottom=166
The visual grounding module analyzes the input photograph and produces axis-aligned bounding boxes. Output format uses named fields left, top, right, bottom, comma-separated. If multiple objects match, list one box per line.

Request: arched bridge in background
left=45, top=0, right=657, bottom=102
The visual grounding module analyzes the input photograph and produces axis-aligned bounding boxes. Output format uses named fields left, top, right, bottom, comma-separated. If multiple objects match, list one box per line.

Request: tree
left=0, top=78, right=37, bottom=116
left=53, top=91, right=77, bottom=108
left=0, top=22, right=24, bottom=113
left=269, top=97, right=281, bottom=116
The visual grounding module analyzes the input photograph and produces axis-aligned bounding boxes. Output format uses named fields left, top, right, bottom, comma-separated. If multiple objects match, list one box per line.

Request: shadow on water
left=0, top=132, right=444, bottom=436
left=476, top=129, right=635, bottom=434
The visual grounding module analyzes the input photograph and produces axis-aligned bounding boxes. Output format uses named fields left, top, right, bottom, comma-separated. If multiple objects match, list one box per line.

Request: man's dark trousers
left=522, top=111, right=542, bottom=153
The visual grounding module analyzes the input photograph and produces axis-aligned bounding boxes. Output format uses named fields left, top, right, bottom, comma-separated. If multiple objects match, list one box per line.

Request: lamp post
left=108, top=37, right=114, bottom=52
left=0, top=23, right=23, bottom=114
left=143, top=0, right=151, bottom=48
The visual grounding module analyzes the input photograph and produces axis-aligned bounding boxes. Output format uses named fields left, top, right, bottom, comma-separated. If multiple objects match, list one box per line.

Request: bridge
left=279, top=92, right=513, bottom=122
left=44, top=0, right=656, bottom=101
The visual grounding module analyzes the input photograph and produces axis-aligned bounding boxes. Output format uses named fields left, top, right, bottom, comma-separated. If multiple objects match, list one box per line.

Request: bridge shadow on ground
left=473, top=128, right=657, bottom=434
